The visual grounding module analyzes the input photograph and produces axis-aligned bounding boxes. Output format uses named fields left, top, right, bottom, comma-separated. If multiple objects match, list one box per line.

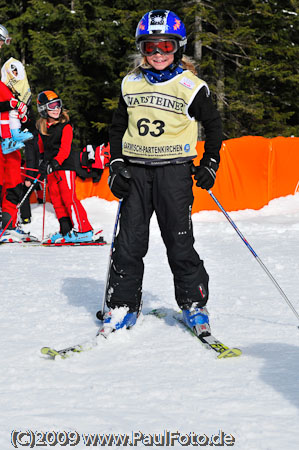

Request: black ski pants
left=107, top=163, right=209, bottom=312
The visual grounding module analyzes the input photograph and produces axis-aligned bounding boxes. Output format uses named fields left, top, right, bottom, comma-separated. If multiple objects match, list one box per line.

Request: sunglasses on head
left=47, top=99, right=62, bottom=110
left=140, top=39, right=178, bottom=56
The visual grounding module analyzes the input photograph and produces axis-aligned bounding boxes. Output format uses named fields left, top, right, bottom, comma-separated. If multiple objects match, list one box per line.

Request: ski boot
left=56, top=229, right=94, bottom=244
left=97, top=307, right=138, bottom=338
left=182, top=305, right=211, bottom=337
left=21, top=217, right=31, bottom=225
left=42, top=230, right=64, bottom=244
left=1, top=137, right=25, bottom=154
left=11, top=128, right=34, bottom=143
left=0, top=229, right=22, bottom=243
left=0, top=227, right=34, bottom=243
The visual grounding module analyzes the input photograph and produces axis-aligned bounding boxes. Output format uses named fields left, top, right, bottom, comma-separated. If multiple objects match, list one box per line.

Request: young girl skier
left=100, top=10, right=222, bottom=336
left=36, top=90, right=94, bottom=244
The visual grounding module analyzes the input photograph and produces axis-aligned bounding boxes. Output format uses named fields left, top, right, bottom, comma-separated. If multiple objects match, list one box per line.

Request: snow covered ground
left=1, top=194, right=299, bottom=450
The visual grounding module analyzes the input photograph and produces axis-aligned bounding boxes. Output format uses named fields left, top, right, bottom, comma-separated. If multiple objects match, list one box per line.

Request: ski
left=40, top=310, right=160, bottom=359
left=41, top=308, right=241, bottom=360
left=0, top=235, right=39, bottom=244
left=40, top=341, right=97, bottom=359
left=170, top=311, right=242, bottom=358
left=41, top=238, right=107, bottom=247
left=0, top=239, right=107, bottom=247
left=41, top=229, right=107, bottom=246
left=0, top=229, right=107, bottom=246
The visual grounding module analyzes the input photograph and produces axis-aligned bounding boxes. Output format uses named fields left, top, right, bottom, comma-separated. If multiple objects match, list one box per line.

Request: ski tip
left=40, top=346, right=60, bottom=359
left=217, top=348, right=242, bottom=359
left=40, top=346, right=52, bottom=354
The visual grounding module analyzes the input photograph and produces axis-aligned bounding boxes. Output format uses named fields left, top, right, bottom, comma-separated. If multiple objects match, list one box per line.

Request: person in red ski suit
left=0, top=23, right=35, bottom=242
left=36, top=90, right=94, bottom=244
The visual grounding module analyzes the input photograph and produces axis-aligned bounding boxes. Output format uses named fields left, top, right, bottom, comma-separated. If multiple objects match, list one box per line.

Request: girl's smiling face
left=146, top=53, right=174, bottom=71
left=47, top=107, right=61, bottom=121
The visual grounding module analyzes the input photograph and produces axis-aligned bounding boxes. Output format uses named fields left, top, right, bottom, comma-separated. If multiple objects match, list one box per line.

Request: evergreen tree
left=184, top=0, right=299, bottom=138
left=1, top=1, right=298, bottom=142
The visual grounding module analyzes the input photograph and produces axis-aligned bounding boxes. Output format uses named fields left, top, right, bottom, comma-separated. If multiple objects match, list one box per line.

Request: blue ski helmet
left=136, top=10, right=187, bottom=54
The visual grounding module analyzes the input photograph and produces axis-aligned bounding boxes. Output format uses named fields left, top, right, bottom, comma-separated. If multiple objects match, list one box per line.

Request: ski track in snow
left=1, top=195, right=299, bottom=449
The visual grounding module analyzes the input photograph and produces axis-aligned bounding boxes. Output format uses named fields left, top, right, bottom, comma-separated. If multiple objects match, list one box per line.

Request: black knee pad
left=6, top=183, right=23, bottom=206
left=1, top=211, right=13, bottom=229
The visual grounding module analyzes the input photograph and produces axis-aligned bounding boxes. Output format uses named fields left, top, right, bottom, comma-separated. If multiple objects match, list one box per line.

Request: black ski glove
left=108, top=160, right=132, bottom=199
left=39, top=158, right=60, bottom=180
left=46, top=159, right=60, bottom=174
left=193, top=157, right=219, bottom=190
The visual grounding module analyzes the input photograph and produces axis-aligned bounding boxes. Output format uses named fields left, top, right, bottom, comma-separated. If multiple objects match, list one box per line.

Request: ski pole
left=42, top=178, right=47, bottom=241
left=96, top=198, right=123, bottom=320
left=96, top=165, right=132, bottom=320
left=0, top=174, right=41, bottom=239
left=208, top=189, right=299, bottom=327
left=23, top=173, right=45, bottom=184
left=21, top=166, right=39, bottom=172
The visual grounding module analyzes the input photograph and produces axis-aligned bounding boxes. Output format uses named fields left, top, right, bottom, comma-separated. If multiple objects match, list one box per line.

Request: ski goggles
left=0, top=35, right=11, bottom=45
left=139, top=39, right=178, bottom=56
left=47, top=99, right=62, bottom=110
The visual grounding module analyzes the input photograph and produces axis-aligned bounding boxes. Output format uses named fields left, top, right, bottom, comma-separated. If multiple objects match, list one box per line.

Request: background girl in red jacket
left=36, top=90, right=94, bottom=244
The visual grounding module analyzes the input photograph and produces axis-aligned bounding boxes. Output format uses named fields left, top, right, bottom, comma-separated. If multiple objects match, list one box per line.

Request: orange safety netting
left=33, top=136, right=299, bottom=213
left=191, top=136, right=299, bottom=212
